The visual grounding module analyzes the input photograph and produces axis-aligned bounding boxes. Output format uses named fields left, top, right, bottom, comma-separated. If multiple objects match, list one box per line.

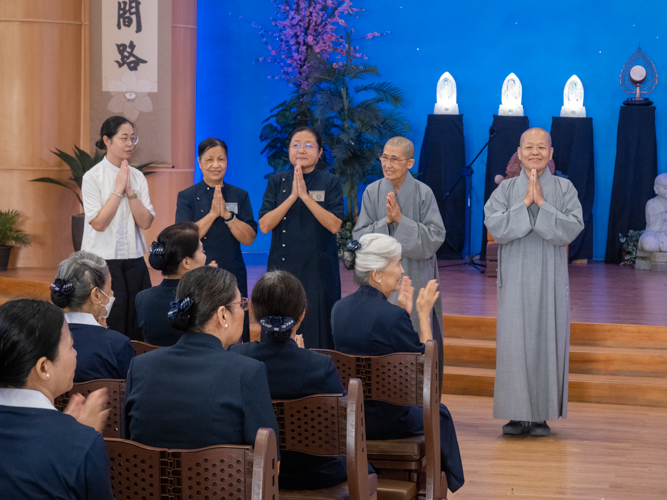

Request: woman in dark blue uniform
left=176, top=138, right=257, bottom=341
left=135, top=222, right=208, bottom=346
left=230, top=270, right=347, bottom=490
left=51, top=251, right=134, bottom=382
left=124, top=266, right=280, bottom=453
left=0, top=299, right=114, bottom=499
left=258, top=127, right=343, bottom=349
left=331, top=234, right=465, bottom=494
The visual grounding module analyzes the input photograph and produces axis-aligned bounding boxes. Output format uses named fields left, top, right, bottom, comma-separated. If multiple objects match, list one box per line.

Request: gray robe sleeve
left=484, top=185, right=533, bottom=244
left=353, top=186, right=389, bottom=238
left=533, top=182, right=584, bottom=246
left=393, top=189, right=446, bottom=260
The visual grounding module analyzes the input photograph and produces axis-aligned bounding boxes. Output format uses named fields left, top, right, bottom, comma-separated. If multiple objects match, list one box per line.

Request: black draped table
left=605, top=106, right=657, bottom=264
left=417, top=114, right=466, bottom=260
left=550, top=117, right=595, bottom=260
left=481, top=115, right=530, bottom=259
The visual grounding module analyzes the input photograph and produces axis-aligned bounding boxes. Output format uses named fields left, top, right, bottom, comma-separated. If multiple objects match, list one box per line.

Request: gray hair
left=50, top=251, right=108, bottom=310
left=385, top=136, right=415, bottom=159
left=349, top=233, right=402, bottom=286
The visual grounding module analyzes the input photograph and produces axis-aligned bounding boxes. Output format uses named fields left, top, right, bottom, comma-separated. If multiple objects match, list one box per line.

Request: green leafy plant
left=0, top=210, right=31, bottom=247
left=336, top=215, right=355, bottom=257
left=619, top=229, right=644, bottom=265
left=30, top=147, right=154, bottom=209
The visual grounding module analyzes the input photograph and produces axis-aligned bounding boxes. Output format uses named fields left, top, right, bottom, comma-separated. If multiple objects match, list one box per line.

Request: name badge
left=309, top=190, right=325, bottom=202
left=226, top=202, right=238, bottom=214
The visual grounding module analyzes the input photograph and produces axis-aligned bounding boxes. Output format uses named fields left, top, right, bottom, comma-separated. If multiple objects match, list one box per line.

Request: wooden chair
left=273, top=378, right=377, bottom=500
left=313, top=341, right=445, bottom=500
left=104, top=428, right=279, bottom=500
left=54, top=378, right=125, bottom=438
left=130, top=340, right=160, bottom=355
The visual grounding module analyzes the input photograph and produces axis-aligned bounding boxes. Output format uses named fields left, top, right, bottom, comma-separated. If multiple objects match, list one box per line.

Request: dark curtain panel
left=550, top=117, right=595, bottom=260
left=605, top=106, right=657, bottom=264
left=417, top=114, right=466, bottom=260
left=481, top=115, right=530, bottom=259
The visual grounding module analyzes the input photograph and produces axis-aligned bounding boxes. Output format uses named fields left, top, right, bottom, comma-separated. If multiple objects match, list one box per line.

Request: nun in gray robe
left=484, top=168, right=584, bottom=422
left=353, top=173, right=446, bottom=347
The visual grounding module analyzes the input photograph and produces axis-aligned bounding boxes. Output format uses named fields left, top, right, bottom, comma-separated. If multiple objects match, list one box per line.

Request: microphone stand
left=440, top=126, right=496, bottom=272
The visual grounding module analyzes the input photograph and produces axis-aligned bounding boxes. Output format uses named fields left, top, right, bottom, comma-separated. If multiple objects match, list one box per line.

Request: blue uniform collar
left=355, top=284, right=387, bottom=301
left=177, top=331, right=224, bottom=349
left=160, top=278, right=180, bottom=288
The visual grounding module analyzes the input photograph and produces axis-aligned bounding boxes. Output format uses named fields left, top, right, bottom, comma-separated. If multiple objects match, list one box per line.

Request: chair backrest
left=272, top=378, right=373, bottom=500
left=313, top=341, right=441, bottom=500
left=130, top=340, right=160, bottom=356
left=54, top=378, right=125, bottom=438
left=105, top=428, right=279, bottom=500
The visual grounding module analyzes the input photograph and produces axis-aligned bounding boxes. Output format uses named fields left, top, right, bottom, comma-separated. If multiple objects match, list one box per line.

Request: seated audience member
left=331, top=234, right=465, bottom=493
left=135, top=222, right=210, bottom=346
left=51, top=251, right=134, bottom=382
left=231, top=270, right=347, bottom=490
left=124, top=267, right=280, bottom=454
left=0, top=299, right=113, bottom=499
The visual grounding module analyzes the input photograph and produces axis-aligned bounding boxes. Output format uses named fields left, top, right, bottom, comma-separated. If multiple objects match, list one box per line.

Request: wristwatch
left=127, top=192, right=138, bottom=200
left=223, top=212, right=236, bottom=224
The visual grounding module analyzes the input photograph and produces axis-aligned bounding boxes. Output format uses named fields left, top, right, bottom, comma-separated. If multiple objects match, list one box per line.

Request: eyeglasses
left=290, top=143, right=316, bottom=150
left=379, top=155, right=410, bottom=167
left=117, top=135, right=139, bottom=146
left=228, top=297, right=250, bottom=312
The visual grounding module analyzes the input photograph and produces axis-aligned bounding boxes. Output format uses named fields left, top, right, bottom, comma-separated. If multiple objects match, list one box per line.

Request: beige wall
left=0, top=0, right=197, bottom=268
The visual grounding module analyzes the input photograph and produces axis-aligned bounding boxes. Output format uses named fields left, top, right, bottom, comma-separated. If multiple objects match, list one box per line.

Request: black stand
left=605, top=106, right=658, bottom=264
left=550, top=117, right=595, bottom=261
left=440, top=128, right=497, bottom=273
left=417, top=114, right=466, bottom=260
left=480, top=115, right=530, bottom=260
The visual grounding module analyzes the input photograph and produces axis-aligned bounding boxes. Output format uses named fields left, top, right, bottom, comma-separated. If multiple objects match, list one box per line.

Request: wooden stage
left=2, top=259, right=667, bottom=498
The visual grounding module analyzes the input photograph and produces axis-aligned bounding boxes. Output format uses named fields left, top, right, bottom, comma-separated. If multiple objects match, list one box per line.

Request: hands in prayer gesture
left=114, top=160, right=133, bottom=195
left=63, top=388, right=110, bottom=433
left=290, top=164, right=309, bottom=201
left=397, top=276, right=414, bottom=314
left=524, top=168, right=544, bottom=208
left=386, top=192, right=402, bottom=224
left=210, top=185, right=231, bottom=219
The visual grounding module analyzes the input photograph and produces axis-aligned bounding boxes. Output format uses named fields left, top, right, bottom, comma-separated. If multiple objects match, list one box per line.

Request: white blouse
left=81, top=156, right=155, bottom=260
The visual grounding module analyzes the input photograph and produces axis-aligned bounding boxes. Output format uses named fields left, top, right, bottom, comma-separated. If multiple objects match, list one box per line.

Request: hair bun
left=50, top=279, right=74, bottom=296
left=260, top=315, right=296, bottom=344
left=342, top=239, right=361, bottom=271
left=149, top=241, right=166, bottom=270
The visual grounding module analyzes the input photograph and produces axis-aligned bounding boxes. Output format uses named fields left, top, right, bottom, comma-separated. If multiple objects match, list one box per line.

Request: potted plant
left=0, top=210, right=31, bottom=271
left=30, top=147, right=153, bottom=250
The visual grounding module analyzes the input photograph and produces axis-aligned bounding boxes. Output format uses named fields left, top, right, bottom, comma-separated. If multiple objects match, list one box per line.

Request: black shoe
left=502, top=420, right=528, bottom=435
left=529, top=421, right=550, bottom=437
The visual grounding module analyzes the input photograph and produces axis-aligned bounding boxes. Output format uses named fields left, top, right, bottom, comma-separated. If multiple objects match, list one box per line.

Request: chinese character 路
left=117, top=0, right=142, bottom=34
left=115, top=41, right=148, bottom=71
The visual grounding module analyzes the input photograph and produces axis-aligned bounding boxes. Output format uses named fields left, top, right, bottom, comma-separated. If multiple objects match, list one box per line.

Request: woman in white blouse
left=81, top=116, right=155, bottom=340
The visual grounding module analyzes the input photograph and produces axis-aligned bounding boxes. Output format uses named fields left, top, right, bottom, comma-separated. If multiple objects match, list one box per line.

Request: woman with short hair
left=231, top=270, right=346, bottom=490
left=176, top=138, right=257, bottom=341
left=331, top=233, right=465, bottom=493
left=135, top=222, right=209, bottom=346
left=124, top=267, right=280, bottom=453
left=0, top=299, right=113, bottom=499
left=51, top=250, right=134, bottom=382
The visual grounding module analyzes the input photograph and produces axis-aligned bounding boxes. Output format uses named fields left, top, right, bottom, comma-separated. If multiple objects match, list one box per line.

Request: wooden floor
left=446, top=394, right=667, bottom=499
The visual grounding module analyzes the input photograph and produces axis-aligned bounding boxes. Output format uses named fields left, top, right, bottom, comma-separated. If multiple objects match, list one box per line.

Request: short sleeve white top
left=81, top=156, right=155, bottom=260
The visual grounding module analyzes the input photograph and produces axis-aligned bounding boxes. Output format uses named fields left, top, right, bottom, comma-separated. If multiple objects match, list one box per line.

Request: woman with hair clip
left=81, top=115, right=155, bottom=340
left=51, top=250, right=134, bottom=382
left=230, top=270, right=348, bottom=490
left=331, top=233, right=465, bottom=494
left=176, top=138, right=257, bottom=342
left=0, top=299, right=113, bottom=499
left=124, top=266, right=280, bottom=454
left=135, top=222, right=211, bottom=346
left=258, top=126, right=344, bottom=349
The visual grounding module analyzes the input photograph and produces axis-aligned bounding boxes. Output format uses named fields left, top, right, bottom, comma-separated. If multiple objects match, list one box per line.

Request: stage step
left=441, top=314, right=667, bottom=407
left=443, top=314, right=667, bottom=349
left=443, top=337, right=667, bottom=378
left=442, top=366, right=667, bottom=408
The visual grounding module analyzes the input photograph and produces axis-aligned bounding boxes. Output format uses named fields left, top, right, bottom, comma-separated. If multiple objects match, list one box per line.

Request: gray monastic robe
left=484, top=168, right=584, bottom=422
left=353, top=173, right=446, bottom=336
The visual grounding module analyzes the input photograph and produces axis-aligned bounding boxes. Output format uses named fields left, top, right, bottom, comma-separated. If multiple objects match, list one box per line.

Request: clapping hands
left=63, top=388, right=110, bottom=434
left=397, top=276, right=414, bottom=314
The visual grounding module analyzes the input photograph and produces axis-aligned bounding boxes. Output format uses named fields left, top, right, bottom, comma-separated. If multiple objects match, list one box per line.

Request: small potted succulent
left=0, top=209, right=31, bottom=271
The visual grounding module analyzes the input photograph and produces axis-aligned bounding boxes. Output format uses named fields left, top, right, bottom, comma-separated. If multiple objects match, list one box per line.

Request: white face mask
left=98, top=289, right=115, bottom=319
